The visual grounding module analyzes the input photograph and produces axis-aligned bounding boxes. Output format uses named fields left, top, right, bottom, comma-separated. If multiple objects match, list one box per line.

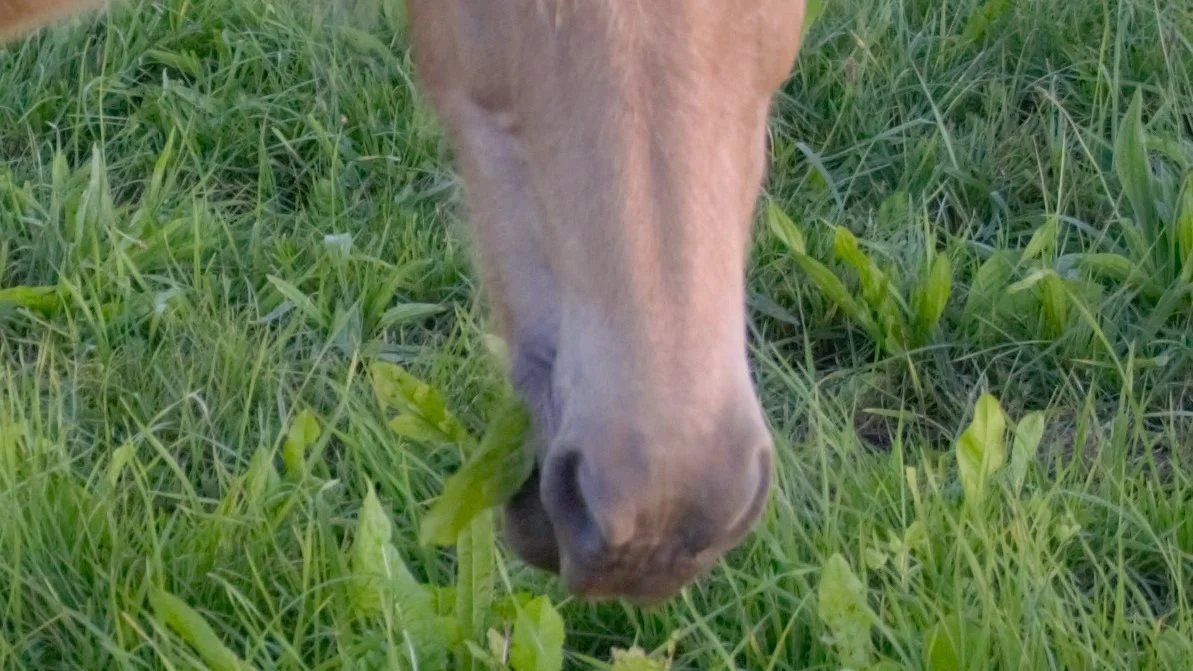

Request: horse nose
left=538, top=426, right=774, bottom=602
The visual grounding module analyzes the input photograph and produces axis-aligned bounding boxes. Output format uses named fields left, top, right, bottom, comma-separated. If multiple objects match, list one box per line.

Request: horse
left=0, top=0, right=808, bottom=604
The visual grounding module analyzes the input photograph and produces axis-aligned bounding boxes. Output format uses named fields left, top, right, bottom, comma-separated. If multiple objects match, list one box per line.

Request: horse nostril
left=540, top=449, right=640, bottom=565
left=540, top=451, right=605, bottom=562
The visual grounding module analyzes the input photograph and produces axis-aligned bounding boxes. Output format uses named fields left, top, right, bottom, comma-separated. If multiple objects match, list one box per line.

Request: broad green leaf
left=350, top=486, right=455, bottom=667
left=877, top=298, right=910, bottom=355
left=766, top=200, right=806, bottom=254
left=454, top=509, right=497, bottom=671
left=1052, top=510, right=1082, bottom=544
left=144, top=49, right=203, bottom=78
left=1022, top=214, right=1059, bottom=262
left=789, top=251, right=880, bottom=339
left=863, top=546, right=889, bottom=570
left=350, top=485, right=404, bottom=615
left=379, top=302, right=446, bottom=328
left=281, top=409, right=320, bottom=481
left=362, top=260, right=428, bottom=333
left=832, top=226, right=886, bottom=308
left=265, top=275, right=322, bottom=323
left=463, top=639, right=500, bottom=666
left=1176, top=174, right=1193, bottom=281
left=1039, top=273, right=1069, bottom=338
left=509, top=596, right=566, bottom=671
left=387, top=414, right=455, bottom=445
left=1114, top=90, right=1157, bottom=251
left=802, top=0, right=824, bottom=38
left=0, top=285, right=61, bottom=314
left=960, top=0, right=1012, bottom=45
left=961, top=249, right=1017, bottom=328
left=1137, top=282, right=1193, bottom=343
left=913, top=252, right=953, bottom=339
left=1009, top=411, right=1045, bottom=495
left=141, top=129, right=177, bottom=208
left=487, top=627, right=509, bottom=663
left=335, top=24, right=400, bottom=65
left=876, top=190, right=910, bottom=230
left=956, top=393, right=1007, bottom=506
left=106, top=442, right=136, bottom=489
left=419, top=400, right=534, bottom=546
left=1116, top=217, right=1152, bottom=266
left=1064, top=252, right=1144, bottom=287
left=610, top=646, right=668, bottom=671
left=817, top=553, right=873, bottom=669
left=243, top=446, right=281, bottom=507
left=925, top=616, right=964, bottom=671
left=148, top=587, right=254, bottom=671
left=1006, top=267, right=1054, bottom=295
left=1152, top=623, right=1188, bottom=669
left=370, top=361, right=475, bottom=447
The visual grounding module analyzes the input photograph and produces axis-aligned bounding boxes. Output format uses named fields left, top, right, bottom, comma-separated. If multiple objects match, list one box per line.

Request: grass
left=0, top=0, right=1191, bottom=668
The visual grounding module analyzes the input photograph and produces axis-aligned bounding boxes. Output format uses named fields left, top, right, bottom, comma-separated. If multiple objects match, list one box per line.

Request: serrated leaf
left=281, top=409, right=320, bottom=480
left=956, top=393, right=1007, bottom=506
left=419, top=400, right=534, bottom=546
left=509, top=596, right=566, bottom=671
left=767, top=200, right=806, bottom=254
left=1009, top=411, right=1045, bottom=495
left=350, top=485, right=403, bottom=615
left=148, top=587, right=254, bottom=671
left=817, top=553, right=873, bottom=669
left=370, top=361, right=474, bottom=447
left=350, top=486, right=455, bottom=667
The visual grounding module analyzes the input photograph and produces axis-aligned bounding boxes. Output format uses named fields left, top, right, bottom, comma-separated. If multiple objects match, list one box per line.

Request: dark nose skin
left=533, top=439, right=774, bottom=603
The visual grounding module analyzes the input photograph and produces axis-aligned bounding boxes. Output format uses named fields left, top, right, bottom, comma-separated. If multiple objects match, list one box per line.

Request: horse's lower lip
left=560, top=555, right=702, bottom=605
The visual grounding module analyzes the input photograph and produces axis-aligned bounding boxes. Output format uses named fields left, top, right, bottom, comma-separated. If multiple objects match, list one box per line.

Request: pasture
left=1, top=0, right=1191, bottom=668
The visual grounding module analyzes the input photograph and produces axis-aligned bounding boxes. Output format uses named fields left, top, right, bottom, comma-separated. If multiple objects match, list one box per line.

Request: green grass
left=1, top=0, right=1191, bottom=668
